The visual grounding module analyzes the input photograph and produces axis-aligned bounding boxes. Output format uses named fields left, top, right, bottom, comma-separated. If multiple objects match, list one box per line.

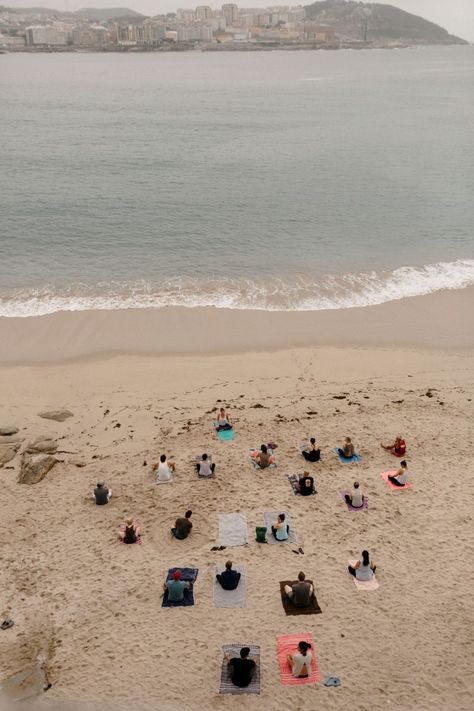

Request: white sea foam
left=1, top=260, right=473, bottom=318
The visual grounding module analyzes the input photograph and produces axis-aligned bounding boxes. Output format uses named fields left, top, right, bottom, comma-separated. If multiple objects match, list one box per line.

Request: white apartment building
left=177, top=24, right=213, bottom=41
left=25, top=25, right=68, bottom=45
left=222, top=3, right=238, bottom=25
left=195, top=6, right=212, bottom=21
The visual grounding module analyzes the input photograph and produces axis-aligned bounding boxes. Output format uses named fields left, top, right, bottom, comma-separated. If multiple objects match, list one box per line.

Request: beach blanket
left=195, top=455, right=215, bottom=478
left=279, top=581, right=322, bottom=616
left=162, top=567, right=198, bottom=607
left=381, top=471, right=413, bottom=490
left=214, top=566, right=246, bottom=608
left=340, top=491, right=368, bottom=511
left=348, top=561, right=379, bottom=591
left=263, top=511, right=297, bottom=545
left=218, top=513, right=248, bottom=547
left=277, top=633, right=320, bottom=686
left=333, top=448, right=361, bottom=463
left=219, top=644, right=260, bottom=695
left=214, top=422, right=235, bottom=441
left=249, top=448, right=277, bottom=469
left=287, top=473, right=317, bottom=496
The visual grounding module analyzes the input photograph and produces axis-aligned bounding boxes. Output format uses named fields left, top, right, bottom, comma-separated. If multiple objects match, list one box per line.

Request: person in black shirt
left=302, top=437, right=320, bottom=462
left=225, top=647, right=256, bottom=688
left=216, top=560, right=241, bottom=590
left=93, top=481, right=112, bottom=505
left=297, top=472, right=315, bottom=496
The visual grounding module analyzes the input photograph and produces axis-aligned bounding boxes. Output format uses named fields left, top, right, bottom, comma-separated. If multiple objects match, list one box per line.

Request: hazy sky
left=5, top=0, right=474, bottom=41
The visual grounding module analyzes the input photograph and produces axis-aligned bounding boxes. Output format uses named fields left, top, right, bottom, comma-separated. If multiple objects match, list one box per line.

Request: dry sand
left=1, top=295, right=474, bottom=710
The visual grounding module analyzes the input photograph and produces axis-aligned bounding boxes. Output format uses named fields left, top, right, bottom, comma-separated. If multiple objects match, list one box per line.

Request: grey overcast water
left=1, top=46, right=473, bottom=315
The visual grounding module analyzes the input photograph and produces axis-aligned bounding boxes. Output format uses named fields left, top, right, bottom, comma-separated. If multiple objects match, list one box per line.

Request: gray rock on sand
left=19, top=454, right=58, bottom=485
left=0, top=446, right=19, bottom=467
left=38, top=410, right=73, bottom=422
left=0, top=426, right=19, bottom=436
left=25, top=437, right=58, bottom=454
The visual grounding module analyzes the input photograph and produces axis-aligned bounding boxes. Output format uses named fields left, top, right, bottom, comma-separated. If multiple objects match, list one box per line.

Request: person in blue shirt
left=163, top=570, right=190, bottom=602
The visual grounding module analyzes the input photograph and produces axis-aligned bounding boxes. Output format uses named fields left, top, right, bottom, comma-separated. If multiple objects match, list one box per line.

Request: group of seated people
left=223, top=639, right=314, bottom=687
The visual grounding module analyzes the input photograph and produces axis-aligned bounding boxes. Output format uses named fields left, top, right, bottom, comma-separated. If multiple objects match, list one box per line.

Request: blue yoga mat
left=333, top=448, right=361, bottom=464
left=215, top=423, right=235, bottom=441
left=162, top=567, right=198, bottom=607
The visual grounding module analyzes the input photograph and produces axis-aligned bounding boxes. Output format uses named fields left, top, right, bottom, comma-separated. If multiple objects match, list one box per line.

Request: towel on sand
left=162, top=567, right=198, bottom=607
left=381, top=471, right=413, bottom=490
left=214, top=566, right=246, bottom=608
left=333, top=448, right=361, bottom=463
left=218, top=513, right=248, bottom=547
left=340, top=491, right=368, bottom=511
left=287, top=473, right=316, bottom=496
left=263, top=511, right=297, bottom=545
left=279, top=581, right=322, bottom=616
left=219, top=644, right=260, bottom=695
left=348, top=561, right=379, bottom=590
left=277, top=633, right=320, bottom=686
left=214, top=422, right=235, bottom=441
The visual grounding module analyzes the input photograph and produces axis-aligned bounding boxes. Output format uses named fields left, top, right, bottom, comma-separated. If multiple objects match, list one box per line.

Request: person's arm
left=151, top=463, right=158, bottom=471
left=353, top=560, right=360, bottom=569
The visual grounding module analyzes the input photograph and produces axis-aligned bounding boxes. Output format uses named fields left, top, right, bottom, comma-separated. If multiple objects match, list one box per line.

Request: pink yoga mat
left=381, top=471, right=412, bottom=491
left=277, top=633, right=320, bottom=686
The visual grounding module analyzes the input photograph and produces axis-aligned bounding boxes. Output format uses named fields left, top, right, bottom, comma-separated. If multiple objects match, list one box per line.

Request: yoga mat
left=219, top=644, right=260, bottom=695
left=333, top=448, right=361, bottom=463
left=195, top=456, right=215, bottom=478
left=340, top=491, right=368, bottom=511
left=214, top=566, right=246, bottom=608
left=162, top=567, right=198, bottom=607
left=279, top=581, right=322, bottom=616
left=263, top=511, right=297, bottom=545
left=381, top=471, right=412, bottom=490
left=287, top=474, right=316, bottom=496
left=249, top=449, right=276, bottom=469
left=218, top=513, right=248, bottom=547
left=277, top=633, right=320, bottom=686
left=214, top=422, right=235, bottom=441
left=348, top=561, right=379, bottom=591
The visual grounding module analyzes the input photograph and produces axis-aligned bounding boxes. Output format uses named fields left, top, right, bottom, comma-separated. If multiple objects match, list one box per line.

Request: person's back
left=351, top=486, right=363, bottom=508
left=355, top=559, right=373, bottom=581
left=291, top=581, right=312, bottom=607
left=174, top=516, right=192, bottom=539
left=157, top=462, right=172, bottom=482
left=275, top=520, right=288, bottom=541
left=123, top=524, right=137, bottom=544
left=258, top=451, right=270, bottom=468
left=218, top=568, right=240, bottom=590
left=228, top=656, right=255, bottom=687
left=198, top=459, right=212, bottom=477
left=292, top=650, right=312, bottom=677
left=299, top=475, right=314, bottom=496
left=94, top=486, right=109, bottom=505
left=166, top=579, right=187, bottom=602
left=343, top=442, right=354, bottom=458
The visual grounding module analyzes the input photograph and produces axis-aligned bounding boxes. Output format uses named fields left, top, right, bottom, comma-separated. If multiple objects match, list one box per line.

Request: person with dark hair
left=338, top=437, right=355, bottom=459
left=271, top=513, right=289, bottom=541
left=196, top=453, right=215, bottom=477
left=388, top=460, right=409, bottom=487
left=163, top=570, right=190, bottom=602
left=118, top=517, right=140, bottom=544
left=171, top=510, right=193, bottom=539
left=256, top=444, right=270, bottom=469
left=381, top=436, right=406, bottom=456
left=348, top=550, right=376, bottom=580
left=302, top=437, right=321, bottom=462
left=296, top=472, right=315, bottom=496
left=216, top=408, right=232, bottom=431
left=287, top=641, right=313, bottom=678
left=152, top=454, right=175, bottom=483
left=344, top=481, right=364, bottom=508
left=93, top=480, right=112, bottom=505
left=216, top=560, right=241, bottom=590
left=284, top=572, right=313, bottom=607
left=224, top=647, right=256, bottom=688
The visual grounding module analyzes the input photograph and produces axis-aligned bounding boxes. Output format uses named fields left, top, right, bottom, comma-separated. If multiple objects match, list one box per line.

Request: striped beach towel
left=277, top=633, right=320, bottom=685
left=219, top=644, right=260, bottom=695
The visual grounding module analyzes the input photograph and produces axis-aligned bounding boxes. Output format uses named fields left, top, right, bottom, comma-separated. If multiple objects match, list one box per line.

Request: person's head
left=396, top=436, right=402, bottom=444
left=220, top=407, right=225, bottom=415
left=345, top=437, right=352, bottom=443
left=400, top=460, right=407, bottom=468
left=97, top=480, right=104, bottom=488
left=298, top=571, right=305, bottom=581
left=278, top=513, right=285, bottom=522
left=185, top=510, right=192, bottom=519
left=261, top=444, right=267, bottom=453
left=202, top=453, right=208, bottom=461
left=160, top=454, right=166, bottom=463
left=126, top=517, right=133, bottom=526
left=354, top=481, right=359, bottom=489
left=172, top=571, right=182, bottom=581
left=303, top=471, right=310, bottom=478
left=298, top=641, right=312, bottom=655
left=362, top=550, right=370, bottom=566
left=225, top=560, right=233, bottom=570
left=240, top=647, right=250, bottom=659
left=310, top=437, right=315, bottom=445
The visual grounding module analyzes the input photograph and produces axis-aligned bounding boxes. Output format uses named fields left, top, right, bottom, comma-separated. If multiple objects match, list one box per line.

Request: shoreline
left=0, top=287, right=473, bottom=365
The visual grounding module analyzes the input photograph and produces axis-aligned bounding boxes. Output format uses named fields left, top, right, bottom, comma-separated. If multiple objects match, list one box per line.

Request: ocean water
left=1, top=46, right=473, bottom=316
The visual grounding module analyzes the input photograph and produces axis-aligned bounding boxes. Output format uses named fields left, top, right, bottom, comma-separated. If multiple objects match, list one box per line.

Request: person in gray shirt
left=284, top=571, right=313, bottom=607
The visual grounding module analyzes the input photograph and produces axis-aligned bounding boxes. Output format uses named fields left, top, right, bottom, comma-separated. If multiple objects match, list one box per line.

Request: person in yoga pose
left=381, top=436, right=406, bottom=456
left=224, top=647, right=256, bottom=688
left=93, top=480, right=112, bottom=505
left=287, top=641, right=313, bottom=678
left=254, top=444, right=273, bottom=469
left=216, top=560, right=241, bottom=590
left=271, top=513, right=289, bottom=541
left=196, top=453, right=215, bottom=477
left=163, top=570, right=190, bottom=602
left=171, top=510, right=193, bottom=539
left=388, top=460, right=409, bottom=487
left=344, top=481, right=364, bottom=508
left=118, top=517, right=141, bottom=544
left=338, top=437, right=355, bottom=459
left=302, top=437, right=321, bottom=462
left=216, top=408, right=232, bottom=431
left=284, top=572, right=313, bottom=607
left=296, top=472, right=315, bottom=496
left=348, top=550, right=376, bottom=580
left=152, top=454, right=175, bottom=482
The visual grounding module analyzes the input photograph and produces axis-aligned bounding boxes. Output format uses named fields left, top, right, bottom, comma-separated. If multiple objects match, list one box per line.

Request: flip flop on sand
left=298, top=547, right=305, bottom=555
left=1, top=619, right=14, bottom=630
left=292, top=549, right=300, bottom=555
left=218, top=545, right=227, bottom=551
left=210, top=546, right=219, bottom=551
left=323, top=676, right=341, bottom=687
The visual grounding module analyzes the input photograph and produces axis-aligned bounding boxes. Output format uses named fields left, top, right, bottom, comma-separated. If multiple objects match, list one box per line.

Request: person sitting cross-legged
left=216, top=560, right=241, bottom=590
left=271, top=513, right=289, bottom=541
left=344, top=481, right=364, bottom=508
left=284, top=571, right=313, bottom=608
left=196, top=453, right=215, bottom=477
left=224, top=647, right=256, bottom=688
left=163, top=570, right=190, bottom=602
left=93, top=480, right=112, bottom=505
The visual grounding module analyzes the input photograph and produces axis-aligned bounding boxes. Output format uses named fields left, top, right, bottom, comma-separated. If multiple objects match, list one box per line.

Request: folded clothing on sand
left=218, top=513, right=248, bottom=547
left=214, top=566, right=246, bottom=608
left=277, top=633, right=320, bottom=685
left=162, top=567, right=198, bottom=607
left=279, top=581, right=322, bottom=616
left=263, top=511, right=297, bottom=545
left=348, top=561, right=379, bottom=590
left=381, top=471, right=412, bottom=490
left=333, top=448, right=361, bottom=463
left=219, top=644, right=260, bottom=695
left=340, top=490, right=368, bottom=511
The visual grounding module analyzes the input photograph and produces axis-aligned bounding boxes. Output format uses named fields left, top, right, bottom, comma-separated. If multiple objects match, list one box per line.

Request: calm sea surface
left=1, top=46, right=473, bottom=314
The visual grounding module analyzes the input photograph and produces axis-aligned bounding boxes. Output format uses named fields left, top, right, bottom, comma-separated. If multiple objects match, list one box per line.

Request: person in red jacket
left=381, top=436, right=406, bottom=457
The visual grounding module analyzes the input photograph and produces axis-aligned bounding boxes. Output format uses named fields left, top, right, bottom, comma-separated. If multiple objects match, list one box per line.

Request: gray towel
left=214, top=566, right=246, bottom=608
left=219, top=644, right=260, bottom=695
left=263, top=511, right=297, bottom=545
left=218, top=513, right=248, bottom=547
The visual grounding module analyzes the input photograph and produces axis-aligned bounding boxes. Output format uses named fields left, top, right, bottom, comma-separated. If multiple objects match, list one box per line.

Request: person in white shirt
left=152, top=454, right=175, bottom=483
left=344, top=481, right=364, bottom=508
left=196, top=453, right=215, bottom=477
left=388, top=460, right=409, bottom=487
left=348, top=550, right=376, bottom=580
left=287, top=641, right=313, bottom=678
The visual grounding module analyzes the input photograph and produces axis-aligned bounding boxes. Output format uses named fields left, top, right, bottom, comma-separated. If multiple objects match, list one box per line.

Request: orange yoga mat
left=381, top=471, right=413, bottom=490
left=277, top=633, right=320, bottom=686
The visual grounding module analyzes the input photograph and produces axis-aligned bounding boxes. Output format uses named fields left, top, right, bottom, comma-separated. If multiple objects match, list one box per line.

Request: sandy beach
left=1, top=292, right=473, bottom=711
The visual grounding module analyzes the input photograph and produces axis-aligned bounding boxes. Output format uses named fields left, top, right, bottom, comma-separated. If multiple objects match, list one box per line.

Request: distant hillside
left=304, top=1, right=467, bottom=44
left=74, top=7, right=146, bottom=21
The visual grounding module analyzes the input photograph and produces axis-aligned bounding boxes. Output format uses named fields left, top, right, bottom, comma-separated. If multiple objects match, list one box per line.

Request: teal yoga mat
left=215, top=423, right=235, bottom=441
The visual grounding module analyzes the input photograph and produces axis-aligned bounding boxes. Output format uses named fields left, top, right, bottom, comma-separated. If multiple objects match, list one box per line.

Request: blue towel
left=162, top=567, right=198, bottom=607
left=333, top=448, right=361, bottom=463
left=214, top=422, right=235, bottom=441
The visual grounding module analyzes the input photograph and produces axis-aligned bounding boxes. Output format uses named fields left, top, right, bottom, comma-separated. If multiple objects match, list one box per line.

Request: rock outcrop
left=18, top=454, right=58, bottom=485
left=25, top=437, right=59, bottom=454
left=0, top=426, right=19, bottom=436
left=38, top=410, right=73, bottom=422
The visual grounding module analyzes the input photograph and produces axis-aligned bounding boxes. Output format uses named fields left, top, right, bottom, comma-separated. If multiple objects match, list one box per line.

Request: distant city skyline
left=3, top=0, right=474, bottom=41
